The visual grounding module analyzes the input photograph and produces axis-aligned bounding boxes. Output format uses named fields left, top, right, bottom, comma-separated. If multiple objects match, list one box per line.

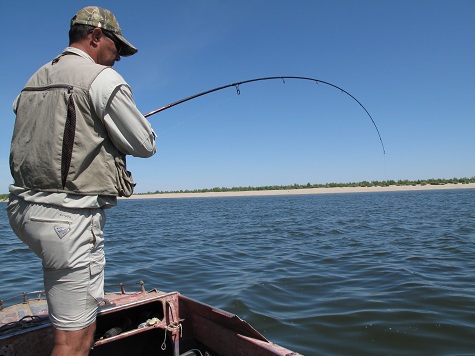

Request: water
left=1, top=189, right=474, bottom=355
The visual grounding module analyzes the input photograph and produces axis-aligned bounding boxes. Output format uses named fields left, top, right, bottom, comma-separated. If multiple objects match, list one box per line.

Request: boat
left=0, top=281, right=301, bottom=355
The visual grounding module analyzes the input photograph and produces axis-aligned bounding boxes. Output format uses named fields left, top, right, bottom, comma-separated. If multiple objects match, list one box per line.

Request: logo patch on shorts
left=54, top=226, right=71, bottom=239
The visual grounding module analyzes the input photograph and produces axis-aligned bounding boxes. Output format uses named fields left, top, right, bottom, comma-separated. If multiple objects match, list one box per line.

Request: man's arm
left=91, top=68, right=156, bottom=157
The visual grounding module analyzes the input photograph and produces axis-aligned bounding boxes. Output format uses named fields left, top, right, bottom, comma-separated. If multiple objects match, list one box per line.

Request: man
left=7, top=6, right=156, bottom=355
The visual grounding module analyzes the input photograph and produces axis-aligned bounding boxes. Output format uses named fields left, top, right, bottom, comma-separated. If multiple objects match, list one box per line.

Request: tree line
left=0, top=177, right=473, bottom=200
left=140, top=176, right=475, bottom=195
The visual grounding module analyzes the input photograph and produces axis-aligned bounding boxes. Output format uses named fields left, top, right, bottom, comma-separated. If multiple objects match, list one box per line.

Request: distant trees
left=140, top=177, right=475, bottom=195
left=1, top=177, right=472, bottom=200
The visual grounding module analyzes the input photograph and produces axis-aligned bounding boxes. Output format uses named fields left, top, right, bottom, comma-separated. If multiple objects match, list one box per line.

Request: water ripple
left=1, top=189, right=475, bottom=354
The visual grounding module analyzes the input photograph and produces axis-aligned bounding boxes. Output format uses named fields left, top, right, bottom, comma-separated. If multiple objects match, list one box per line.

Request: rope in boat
left=0, top=315, right=48, bottom=335
left=161, top=320, right=183, bottom=351
left=161, top=300, right=183, bottom=351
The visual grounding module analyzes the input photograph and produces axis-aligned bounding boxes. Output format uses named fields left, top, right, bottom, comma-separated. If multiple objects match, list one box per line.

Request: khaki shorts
left=7, top=196, right=106, bottom=331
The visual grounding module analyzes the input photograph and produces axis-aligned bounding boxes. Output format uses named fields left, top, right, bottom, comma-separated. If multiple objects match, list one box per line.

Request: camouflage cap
left=70, top=6, right=138, bottom=56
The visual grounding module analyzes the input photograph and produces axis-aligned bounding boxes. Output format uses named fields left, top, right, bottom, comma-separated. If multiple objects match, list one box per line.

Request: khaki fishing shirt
left=9, top=47, right=156, bottom=209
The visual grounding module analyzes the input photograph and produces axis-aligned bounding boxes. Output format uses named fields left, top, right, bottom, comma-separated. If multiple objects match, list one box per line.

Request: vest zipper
left=22, top=84, right=74, bottom=93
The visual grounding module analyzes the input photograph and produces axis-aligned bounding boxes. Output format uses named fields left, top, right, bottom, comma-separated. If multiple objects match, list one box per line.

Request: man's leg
left=8, top=199, right=106, bottom=355
left=52, top=322, right=96, bottom=356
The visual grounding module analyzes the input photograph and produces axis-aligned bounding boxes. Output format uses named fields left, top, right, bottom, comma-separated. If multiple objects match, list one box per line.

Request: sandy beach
left=126, top=183, right=475, bottom=200
left=1, top=183, right=472, bottom=203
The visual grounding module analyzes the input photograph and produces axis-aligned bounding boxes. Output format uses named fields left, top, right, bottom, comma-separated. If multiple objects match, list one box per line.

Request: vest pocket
left=114, top=155, right=136, bottom=197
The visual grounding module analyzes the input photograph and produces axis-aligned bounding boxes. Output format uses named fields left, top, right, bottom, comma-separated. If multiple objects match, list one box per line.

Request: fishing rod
left=144, top=76, right=385, bottom=154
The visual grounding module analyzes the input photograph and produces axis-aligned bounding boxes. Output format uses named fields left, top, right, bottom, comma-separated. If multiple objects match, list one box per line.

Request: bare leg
left=51, top=321, right=96, bottom=356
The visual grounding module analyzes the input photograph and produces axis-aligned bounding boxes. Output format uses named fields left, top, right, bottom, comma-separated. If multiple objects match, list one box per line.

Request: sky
left=1, top=1, right=473, bottom=193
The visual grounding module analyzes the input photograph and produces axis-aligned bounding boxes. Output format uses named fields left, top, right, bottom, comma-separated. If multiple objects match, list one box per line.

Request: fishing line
left=144, top=76, right=386, bottom=155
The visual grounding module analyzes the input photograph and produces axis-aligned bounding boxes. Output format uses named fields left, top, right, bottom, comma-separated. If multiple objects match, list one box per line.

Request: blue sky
left=1, top=1, right=473, bottom=193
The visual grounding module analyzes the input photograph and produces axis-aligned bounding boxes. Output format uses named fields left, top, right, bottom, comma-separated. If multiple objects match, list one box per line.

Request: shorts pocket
left=7, top=197, right=25, bottom=239
left=30, top=216, right=71, bottom=224
left=89, top=255, right=105, bottom=303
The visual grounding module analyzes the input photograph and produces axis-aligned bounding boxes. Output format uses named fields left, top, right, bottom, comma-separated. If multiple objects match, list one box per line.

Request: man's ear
left=91, top=27, right=103, bottom=44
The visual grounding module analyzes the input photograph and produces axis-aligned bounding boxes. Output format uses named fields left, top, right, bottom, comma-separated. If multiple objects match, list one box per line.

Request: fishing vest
left=10, top=53, right=134, bottom=197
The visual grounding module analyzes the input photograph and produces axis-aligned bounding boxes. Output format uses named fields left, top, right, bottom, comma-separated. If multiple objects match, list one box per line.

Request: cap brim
left=116, top=34, right=138, bottom=56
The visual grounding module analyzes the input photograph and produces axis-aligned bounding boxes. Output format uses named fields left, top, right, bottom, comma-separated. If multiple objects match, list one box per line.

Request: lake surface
left=1, top=189, right=474, bottom=355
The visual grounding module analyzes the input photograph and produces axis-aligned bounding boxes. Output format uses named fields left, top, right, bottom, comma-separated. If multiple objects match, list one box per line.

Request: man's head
left=69, top=6, right=137, bottom=66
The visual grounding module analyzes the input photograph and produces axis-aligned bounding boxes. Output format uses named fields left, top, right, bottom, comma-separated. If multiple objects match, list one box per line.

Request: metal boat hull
left=1, top=286, right=300, bottom=355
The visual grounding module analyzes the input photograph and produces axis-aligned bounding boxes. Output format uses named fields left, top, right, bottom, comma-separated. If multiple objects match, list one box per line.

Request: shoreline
left=125, top=183, right=475, bottom=200
left=1, top=183, right=473, bottom=203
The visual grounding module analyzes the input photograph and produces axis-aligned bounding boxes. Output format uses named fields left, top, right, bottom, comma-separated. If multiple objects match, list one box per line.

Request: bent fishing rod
left=144, top=76, right=385, bottom=155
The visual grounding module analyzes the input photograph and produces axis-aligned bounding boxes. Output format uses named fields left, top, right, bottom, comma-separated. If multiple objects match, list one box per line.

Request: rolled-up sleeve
left=12, top=94, right=20, bottom=114
left=90, top=68, right=156, bottom=157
